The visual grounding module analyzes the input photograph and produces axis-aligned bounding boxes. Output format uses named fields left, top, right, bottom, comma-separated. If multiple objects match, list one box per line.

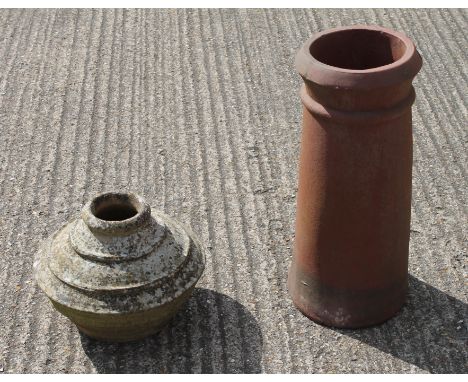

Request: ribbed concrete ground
left=0, top=9, right=466, bottom=373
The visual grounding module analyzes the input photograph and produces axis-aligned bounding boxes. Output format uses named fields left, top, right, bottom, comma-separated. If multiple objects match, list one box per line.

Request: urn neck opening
left=91, top=194, right=140, bottom=221
left=82, top=192, right=151, bottom=236
left=309, top=29, right=406, bottom=71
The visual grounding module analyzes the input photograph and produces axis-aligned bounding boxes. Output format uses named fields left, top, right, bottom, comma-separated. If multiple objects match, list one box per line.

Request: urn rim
left=82, top=191, right=151, bottom=236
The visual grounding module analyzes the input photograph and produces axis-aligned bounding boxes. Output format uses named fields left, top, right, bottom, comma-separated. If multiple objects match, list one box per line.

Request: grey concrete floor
left=0, top=9, right=466, bottom=373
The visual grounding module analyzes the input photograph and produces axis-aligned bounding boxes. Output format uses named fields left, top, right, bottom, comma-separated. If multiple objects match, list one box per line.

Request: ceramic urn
left=34, top=192, right=206, bottom=342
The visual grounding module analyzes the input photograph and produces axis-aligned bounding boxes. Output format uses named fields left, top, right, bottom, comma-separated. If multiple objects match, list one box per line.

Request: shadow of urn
left=80, top=288, right=263, bottom=373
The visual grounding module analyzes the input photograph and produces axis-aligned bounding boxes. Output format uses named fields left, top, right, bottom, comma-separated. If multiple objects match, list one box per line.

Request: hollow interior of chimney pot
left=309, top=29, right=407, bottom=70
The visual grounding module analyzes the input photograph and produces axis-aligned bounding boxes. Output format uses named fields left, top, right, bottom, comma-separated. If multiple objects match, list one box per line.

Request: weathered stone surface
left=34, top=192, right=206, bottom=341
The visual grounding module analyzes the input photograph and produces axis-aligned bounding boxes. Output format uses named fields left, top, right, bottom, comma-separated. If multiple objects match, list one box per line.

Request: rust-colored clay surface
left=288, top=25, right=423, bottom=328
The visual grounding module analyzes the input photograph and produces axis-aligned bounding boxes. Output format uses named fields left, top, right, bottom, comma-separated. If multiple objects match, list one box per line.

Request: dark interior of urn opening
left=309, top=29, right=406, bottom=70
left=91, top=195, right=140, bottom=221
